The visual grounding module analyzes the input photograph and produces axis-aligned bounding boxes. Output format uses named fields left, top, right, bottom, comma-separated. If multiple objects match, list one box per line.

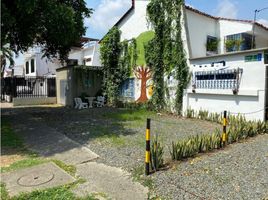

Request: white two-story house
left=105, top=0, right=268, bottom=121
left=183, top=6, right=268, bottom=121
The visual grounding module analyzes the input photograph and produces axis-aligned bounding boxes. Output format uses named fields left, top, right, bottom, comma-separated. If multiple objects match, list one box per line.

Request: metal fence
left=1, top=76, right=56, bottom=99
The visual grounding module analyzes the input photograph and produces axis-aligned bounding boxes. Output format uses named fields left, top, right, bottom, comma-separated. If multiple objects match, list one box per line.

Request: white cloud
left=214, top=0, right=238, bottom=19
left=257, top=19, right=268, bottom=27
left=85, top=0, right=131, bottom=34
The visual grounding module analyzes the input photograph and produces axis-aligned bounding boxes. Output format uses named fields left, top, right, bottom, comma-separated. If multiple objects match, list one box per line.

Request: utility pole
left=251, top=7, right=268, bottom=49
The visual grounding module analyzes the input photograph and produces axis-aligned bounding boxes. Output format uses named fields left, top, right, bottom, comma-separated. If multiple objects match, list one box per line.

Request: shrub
left=150, top=137, right=164, bottom=171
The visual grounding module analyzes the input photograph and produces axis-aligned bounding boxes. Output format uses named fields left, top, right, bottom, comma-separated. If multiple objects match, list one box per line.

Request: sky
left=14, top=0, right=268, bottom=65
left=85, top=0, right=268, bottom=39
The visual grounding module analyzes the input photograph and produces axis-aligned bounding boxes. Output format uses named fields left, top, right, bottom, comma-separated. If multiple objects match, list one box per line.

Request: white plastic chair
left=74, top=98, right=88, bottom=109
left=94, top=96, right=105, bottom=107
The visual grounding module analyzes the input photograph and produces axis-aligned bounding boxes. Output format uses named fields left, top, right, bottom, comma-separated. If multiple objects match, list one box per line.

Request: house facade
left=184, top=7, right=268, bottom=121
left=109, top=0, right=268, bottom=121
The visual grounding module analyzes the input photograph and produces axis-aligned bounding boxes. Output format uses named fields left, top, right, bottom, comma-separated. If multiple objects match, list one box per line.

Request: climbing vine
left=147, top=0, right=166, bottom=110
left=173, top=0, right=189, bottom=114
left=146, top=0, right=189, bottom=113
left=100, top=27, right=137, bottom=105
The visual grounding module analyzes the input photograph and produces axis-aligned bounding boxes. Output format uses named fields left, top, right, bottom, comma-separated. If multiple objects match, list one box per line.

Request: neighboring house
left=56, top=39, right=103, bottom=106
left=23, top=46, right=60, bottom=77
left=104, top=0, right=268, bottom=121
left=68, top=39, right=101, bottom=67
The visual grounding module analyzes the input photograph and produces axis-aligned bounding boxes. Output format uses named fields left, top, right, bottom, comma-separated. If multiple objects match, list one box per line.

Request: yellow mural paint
left=148, top=85, right=153, bottom=97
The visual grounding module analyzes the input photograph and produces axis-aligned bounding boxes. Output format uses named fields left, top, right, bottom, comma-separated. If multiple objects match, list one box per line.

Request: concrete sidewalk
left=2, top=108, right=149, bottom=199
left=3, top=110, right=98, bottom=165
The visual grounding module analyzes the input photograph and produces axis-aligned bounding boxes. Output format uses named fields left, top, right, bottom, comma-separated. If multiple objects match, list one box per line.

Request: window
left=83, top=57, right=92, bottom=65
left=31, top=59, right=35, bottom=73
left=225, top=33, right=252, bottom=52
left=192, top=69, right=242, bottom=90
left=119, top=78, right=135, bottom=98
left=25, top=61, right=29, bottom=74
left=206, top=36, right=218, bottom=54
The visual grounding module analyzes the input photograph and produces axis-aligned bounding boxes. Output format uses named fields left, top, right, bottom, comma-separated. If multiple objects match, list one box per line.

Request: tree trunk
left=137, top=76, right=148, bottom=102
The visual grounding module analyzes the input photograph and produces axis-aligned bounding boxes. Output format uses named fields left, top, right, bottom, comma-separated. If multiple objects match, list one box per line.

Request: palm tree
left=1, top=44, right=15, bottom=77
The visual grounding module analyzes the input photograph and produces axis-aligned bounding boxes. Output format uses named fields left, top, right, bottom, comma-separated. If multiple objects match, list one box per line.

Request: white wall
left=92, top=44, right=101, bottom=66
left=68, top=43, right=101, bottom=67
left=185, top=9, right=268, bottom=58
left=218, top=20, right=252, bottom=53
left=185, top=9, right=218, bottom=58
left=183, top=49, right=267, bottom=121
left=36, top=54, right=61, bottom=76
left=24, top=48, right=61, bottom=77
left=118, top=0, right=151, bottom=41
left=68, top=49, right=83, bottom=65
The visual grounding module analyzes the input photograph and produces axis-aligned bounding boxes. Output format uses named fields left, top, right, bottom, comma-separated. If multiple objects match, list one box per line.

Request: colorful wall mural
left=120, top=31, right=155, bottom=102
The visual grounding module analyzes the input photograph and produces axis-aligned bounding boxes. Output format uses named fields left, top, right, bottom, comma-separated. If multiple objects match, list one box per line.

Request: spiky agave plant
left=170, top=140, right=187, bottom=161
left=211, top=130, right=221, bottom=149
left=151, top=137, right=164, bottom=171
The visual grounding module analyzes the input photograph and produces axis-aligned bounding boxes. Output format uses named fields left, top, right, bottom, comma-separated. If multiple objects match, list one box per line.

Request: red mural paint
left=134, top=66, right=152, bottom=102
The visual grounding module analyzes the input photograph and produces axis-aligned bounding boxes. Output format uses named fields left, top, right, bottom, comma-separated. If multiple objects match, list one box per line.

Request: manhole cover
left=17, top=171, right=55, bottom=187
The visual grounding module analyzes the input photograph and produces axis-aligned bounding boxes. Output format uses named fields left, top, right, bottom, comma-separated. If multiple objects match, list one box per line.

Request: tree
left=134, top=66, right=151, bottom=102
left=1, top=45, right=15, bottom=77
left=1, top=0, right=92, bottom=62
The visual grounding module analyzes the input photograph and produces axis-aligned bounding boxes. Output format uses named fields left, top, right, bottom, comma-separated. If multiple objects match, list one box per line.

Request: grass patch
left=1, top=180, right=98, bottom=200
left=132, top=165, right=154, bottom=190
left=1, top=156, right=47, bottom=173
left=95, top=133, right=126, bottom=147
left=103, top=109, right=154, bottom=122
left=1, top=120, right=24, bottom=149
left=52, top=160, right=76, bottom=177
left=1, top=183, right=9, bottom=200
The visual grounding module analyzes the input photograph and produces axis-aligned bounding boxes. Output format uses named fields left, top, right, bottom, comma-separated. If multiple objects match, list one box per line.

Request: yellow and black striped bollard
left=145, top=118, right=151, bottom=176
left=222, top=111, right=227, bottom=146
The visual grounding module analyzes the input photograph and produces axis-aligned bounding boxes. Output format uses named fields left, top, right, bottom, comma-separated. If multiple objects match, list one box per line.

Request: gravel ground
left=152, top=134, right=268, bottom=200
left=3, top=106, right=267, bottom=199
left=26, top=107, right=219, bottom=171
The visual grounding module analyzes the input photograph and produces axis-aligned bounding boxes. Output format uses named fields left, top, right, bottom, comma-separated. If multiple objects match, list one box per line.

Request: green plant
left=225, top=39, right=244, bottom=52
left=150, top=137, right=164, bottom=171
left=100, top=27, right=133, bottom=105
left=146, top=0, right=189, bottom=113
left=52, top=160, right=76, bottom=177
left=0, top=183, right=9, bottom=200
left=186, top=108, right=195, bottom=118
left=206, top=39, right=219, bottom=52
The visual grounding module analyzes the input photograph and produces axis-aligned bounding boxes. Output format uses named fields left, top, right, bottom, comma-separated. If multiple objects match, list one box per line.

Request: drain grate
left=17, top=171, right=55, bottom=187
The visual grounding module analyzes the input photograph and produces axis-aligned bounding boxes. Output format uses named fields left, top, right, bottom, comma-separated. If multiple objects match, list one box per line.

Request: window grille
left=192, top=68, right=243, bottom=90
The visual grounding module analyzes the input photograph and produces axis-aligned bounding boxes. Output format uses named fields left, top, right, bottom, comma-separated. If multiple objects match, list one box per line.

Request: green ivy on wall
left=100, top=27, right=137, bottom=105
left=146, top=0, right=189, bottom=113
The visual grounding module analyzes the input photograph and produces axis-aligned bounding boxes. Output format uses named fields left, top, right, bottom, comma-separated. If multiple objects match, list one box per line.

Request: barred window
left=192, top=69, right=242, bottom=90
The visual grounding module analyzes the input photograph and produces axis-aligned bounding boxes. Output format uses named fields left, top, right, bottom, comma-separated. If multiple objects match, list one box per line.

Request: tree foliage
left=146, top=0, right=189, bottom=113
left=1, top=0, right=92, bottom=61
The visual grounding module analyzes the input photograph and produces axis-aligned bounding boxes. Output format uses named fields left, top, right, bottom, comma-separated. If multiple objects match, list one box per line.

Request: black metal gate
left=1, top=76, right=56, bottom=101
